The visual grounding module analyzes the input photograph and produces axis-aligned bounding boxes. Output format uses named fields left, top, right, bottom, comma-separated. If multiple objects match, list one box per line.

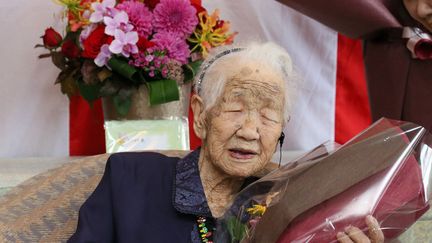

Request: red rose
left=61, top=40, right=80, bottom=59
left=42, top=27, right=62, bottom=48
left=82, top=25, right=113, bottom=59
left=137, top=36, right=156, bottom=51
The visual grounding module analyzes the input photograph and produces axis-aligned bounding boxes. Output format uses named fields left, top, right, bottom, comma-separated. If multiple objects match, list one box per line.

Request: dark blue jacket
left=68, top=149, right=213, bottom=243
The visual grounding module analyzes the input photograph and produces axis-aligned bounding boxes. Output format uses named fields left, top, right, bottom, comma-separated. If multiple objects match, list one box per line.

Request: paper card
left=104, top=119, right=189, bottom=153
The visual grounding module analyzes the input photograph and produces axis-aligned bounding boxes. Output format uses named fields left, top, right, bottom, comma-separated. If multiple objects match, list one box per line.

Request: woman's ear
left=191, top=94, right=207, bottom=140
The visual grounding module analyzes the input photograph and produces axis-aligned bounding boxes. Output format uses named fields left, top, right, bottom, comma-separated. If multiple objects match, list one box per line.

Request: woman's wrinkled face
left=403, top=0, right=432, bottom=32
left=204, top=68, right=285, bottom=178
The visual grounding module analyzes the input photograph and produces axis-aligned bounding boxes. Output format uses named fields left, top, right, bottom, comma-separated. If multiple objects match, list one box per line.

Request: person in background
left=276, top=0, right=432, bottom=132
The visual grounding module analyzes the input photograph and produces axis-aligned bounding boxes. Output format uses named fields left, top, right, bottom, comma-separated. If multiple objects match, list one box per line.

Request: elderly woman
left=69, top=42, right=383, bottom=243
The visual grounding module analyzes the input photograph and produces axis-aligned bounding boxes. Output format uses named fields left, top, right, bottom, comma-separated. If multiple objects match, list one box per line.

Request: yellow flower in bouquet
left=55, top=0, right=94, bottom=31
left=189, top=9, right=237, bottom=58
left=246, top=204, right=267, bottom=216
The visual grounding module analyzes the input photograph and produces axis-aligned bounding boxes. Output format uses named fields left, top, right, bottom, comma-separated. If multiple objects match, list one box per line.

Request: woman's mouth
left=229, top=148, right=258, bottom=160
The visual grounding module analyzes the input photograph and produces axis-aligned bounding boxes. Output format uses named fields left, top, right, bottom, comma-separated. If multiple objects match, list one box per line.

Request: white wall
left=0, top=1, right=68, bottom=157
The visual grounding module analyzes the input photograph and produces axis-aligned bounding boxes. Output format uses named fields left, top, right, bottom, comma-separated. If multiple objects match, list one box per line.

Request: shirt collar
left=172, top=148, right=213, bottom=217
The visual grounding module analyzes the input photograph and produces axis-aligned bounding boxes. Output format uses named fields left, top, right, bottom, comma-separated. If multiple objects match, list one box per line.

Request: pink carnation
left=117, top=1, right=153, bottom=37
left=153, top=0, right=198, bottom=37
left=152, top=31, right=190, bottom=64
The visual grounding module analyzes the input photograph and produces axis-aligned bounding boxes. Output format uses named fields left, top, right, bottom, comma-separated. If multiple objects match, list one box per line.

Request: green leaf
left=226, top=217, right=247, bottom=243
left=51, top=52, right=67, bottom=70
left=108, top=57, right=145, bottom=82
left=146, top=79, right=179, bottom=105
left=182, top=60, right=203, bottom=83
left=113, top=89, right=133, bottom=116
left=59, top=74, right=79, bottom=98
left=77, top=80, right=102, bottom=102
left=55, top=67, right=79, bottom=97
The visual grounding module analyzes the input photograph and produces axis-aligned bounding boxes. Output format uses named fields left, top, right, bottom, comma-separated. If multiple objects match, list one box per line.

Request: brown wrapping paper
left=276, top=0, right=401, bottom=38
left=252, top=123, right=420, bottom=243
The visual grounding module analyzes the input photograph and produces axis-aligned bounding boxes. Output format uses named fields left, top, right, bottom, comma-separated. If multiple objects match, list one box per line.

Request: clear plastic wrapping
left=216, top=118, right=432, bottom=242
left=104, top=117, right=189, bottom=153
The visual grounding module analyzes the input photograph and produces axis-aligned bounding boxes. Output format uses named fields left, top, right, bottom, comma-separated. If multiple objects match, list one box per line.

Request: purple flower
left=90, top=0, right=116, bottom=23
left=117, top=1, right=153, bottom=38
left=104, top=11, right=134, bottom=36
left=153, top=0, right=198, bottom=37
left=152, top=31, right=190, bottom=64
left=109, top=29, right=139, bottom=58
left=95, top=44, right=112, bottom=67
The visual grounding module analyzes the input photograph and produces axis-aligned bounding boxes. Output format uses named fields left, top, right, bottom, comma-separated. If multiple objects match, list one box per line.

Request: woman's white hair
left=193, top=41, right=299, bottom=124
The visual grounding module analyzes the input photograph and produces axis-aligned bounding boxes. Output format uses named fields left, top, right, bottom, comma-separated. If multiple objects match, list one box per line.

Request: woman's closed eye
left=261, top=109, right=280, bottom=123
left=223, top=103, right=244, bottom=113
left=227, top=109, right=243, bottom=113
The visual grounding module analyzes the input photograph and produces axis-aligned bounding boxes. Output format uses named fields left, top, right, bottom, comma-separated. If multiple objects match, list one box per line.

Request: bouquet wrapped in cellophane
left=216, top=118, right=432, bottom=243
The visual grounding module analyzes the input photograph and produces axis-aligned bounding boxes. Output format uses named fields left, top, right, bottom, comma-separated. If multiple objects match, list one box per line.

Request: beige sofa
left=0, top=151, right=188, bottom=242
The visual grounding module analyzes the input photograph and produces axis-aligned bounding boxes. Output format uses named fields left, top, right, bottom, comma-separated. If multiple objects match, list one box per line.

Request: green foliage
left=146, top=79, right=179, bottom=105
left=182, top=60, right=203, bottom=83
left=226, top=217, right=248, bottom=243
left=55, top=66, right=80, bottom=97
left=108, top=57, right=145, bottom=83
left=77, top=79, right=102, bottom=102
left=51, top=52, right=67, bottom=70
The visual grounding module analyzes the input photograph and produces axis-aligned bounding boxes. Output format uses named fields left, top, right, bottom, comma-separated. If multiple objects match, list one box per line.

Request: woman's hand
left=336, top=215, right=384, bottom=243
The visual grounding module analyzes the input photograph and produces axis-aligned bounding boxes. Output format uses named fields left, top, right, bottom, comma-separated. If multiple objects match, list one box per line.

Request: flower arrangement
left=37, top=0, right=236, bottom=115
left=225, top=193, right=277, bottom=242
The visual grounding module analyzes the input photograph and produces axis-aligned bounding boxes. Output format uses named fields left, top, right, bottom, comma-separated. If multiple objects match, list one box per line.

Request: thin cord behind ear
left=278, top=132, right=285, bottom=168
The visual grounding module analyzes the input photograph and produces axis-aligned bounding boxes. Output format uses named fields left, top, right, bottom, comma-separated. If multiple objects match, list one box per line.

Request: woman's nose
left=236, top=113, right=260, bottom=141
left=417, top=0, right=432, bottom=18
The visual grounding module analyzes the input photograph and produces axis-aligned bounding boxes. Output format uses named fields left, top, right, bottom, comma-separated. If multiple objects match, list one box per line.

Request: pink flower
left=104, top=11, right=134, bottom=36
left=153, top=0, right=198, bottom=37
left=117, top=1, right=153, bottom=38
left=152, top=31, right=190, bottom=64
left=109, top=29, right=139, bottom=58
left=95, top=44, right=112, bottom=67
left=90, top=0, right=116, bottom=23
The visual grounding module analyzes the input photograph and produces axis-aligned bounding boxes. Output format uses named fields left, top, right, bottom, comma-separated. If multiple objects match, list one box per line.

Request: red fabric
left=335, top=35, right=372, bottom=144
left=69, top=96, right=106, bottom=155
left=277, top=155, right=429, bottom=242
